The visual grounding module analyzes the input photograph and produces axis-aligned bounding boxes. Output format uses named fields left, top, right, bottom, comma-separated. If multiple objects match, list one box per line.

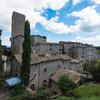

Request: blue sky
left=0, top=0, right=100, bottom=47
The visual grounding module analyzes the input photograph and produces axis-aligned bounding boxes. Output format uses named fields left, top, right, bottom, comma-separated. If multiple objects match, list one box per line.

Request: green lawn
left=73, top=83, right=100, bottom=97
left=54, top=96, right=100, bottom=100
left=77, top=96, right=100, bottom=100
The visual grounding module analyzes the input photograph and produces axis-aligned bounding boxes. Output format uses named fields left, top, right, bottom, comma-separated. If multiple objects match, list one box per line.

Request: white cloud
left=1, top=37, right=11, bottom=47
left=46, top=0, right=69, bottom=10
left=73, top=34, right=100, bottom=46
left=0, top=0, right=69, bottom=31
left=0, top=0, right=69, bottom=46
left=69, top=6, right=100, bottom=33
left=39, top=16, right=75, bottom=34
left=72, top=0, right=83, bottom=6
left=69, top=6, right=100, bottom=46
left=0, top=0, right=100, bottom=46
left=92, top=0, right=100, bottom=4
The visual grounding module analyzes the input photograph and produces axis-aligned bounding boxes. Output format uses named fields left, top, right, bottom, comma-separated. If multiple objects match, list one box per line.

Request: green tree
left=58, top=75, right=76, bottom=95
left=83, top=60, right=100, bottom=82
left=21, top=21, right=31, bottom=86
left=96, top=46, right=100, bottom=54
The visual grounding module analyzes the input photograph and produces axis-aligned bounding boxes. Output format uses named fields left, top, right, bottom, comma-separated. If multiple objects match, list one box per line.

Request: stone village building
left=50, top=69, right=86, bottom=94
left=11, top=54, right=71, bottom=90
left=11, top=12, right=97, bottom=62
left=2, top=11, right=97, bottom=91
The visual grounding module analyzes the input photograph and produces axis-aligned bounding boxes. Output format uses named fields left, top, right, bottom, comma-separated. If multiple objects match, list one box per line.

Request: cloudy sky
left=0, top=0, right=100, bottom=47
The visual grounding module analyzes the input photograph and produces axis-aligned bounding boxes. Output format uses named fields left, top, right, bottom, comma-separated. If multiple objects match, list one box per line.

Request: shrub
left=58, top=75, right=76, bottom=95
left=83, top=60, right=100, bottom=82
left=34, top=86, right=50, bottom=100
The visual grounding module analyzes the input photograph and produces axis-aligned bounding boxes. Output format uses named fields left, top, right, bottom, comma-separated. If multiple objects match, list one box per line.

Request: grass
left=7, top=84, right=31, bottom=100
left=73, top=83, right=100, bottom=97
left=54, top=96, right=70, bottom=100
left=55, top=83, right=100, bottom=100
left=77, top=96, right=100, bottom=100
left=54, top=96, right=100, bottom=100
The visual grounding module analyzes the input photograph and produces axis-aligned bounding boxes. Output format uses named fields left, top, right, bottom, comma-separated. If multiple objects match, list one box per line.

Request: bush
left=11, top=84, right=29, bottom=96
left=83, top=60, right=100, bottom=82
left=58, top=75, right=76, bottom=95
left=7, top=84, right=31, bottom=100
left=34, top=86, right=50, bottom=100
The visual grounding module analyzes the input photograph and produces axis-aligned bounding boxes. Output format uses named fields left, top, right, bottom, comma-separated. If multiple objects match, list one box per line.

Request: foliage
left=21, top=20, right=31, bottom=86
left=7, top=84, right=31, bottom=100
left=97, top=50, right=100, bottom=54
left=77, top=96, right=100, bottom=100
left=53, top=96, right=100, bottom=100
left=34, top=86, right=50, bottom=100
left=83, top=60, right=100, bottom=82
left=96, top=46, right=100, bottom=54
left=73, top=83, right=100, bottom=97
left=10, top=84, right=29, bottom=96
left=54, top=96, right=69, bottom=100
left=58, top=75, right=76, bottom=95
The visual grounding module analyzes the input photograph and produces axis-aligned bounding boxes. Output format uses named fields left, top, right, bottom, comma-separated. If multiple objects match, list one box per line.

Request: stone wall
left=11, top=12, right=25, bottom=54
left=29, top=59, right=71, bottom=90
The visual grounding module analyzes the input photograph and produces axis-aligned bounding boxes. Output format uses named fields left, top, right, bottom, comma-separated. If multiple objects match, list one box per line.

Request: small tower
left=11, top=12, right=25, bottom=55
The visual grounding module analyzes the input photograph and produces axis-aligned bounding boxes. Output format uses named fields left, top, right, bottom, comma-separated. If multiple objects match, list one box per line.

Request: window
left=30, top=84, right=35, bottom=90
left=44, top=68, right=47, bottom=72
left=82, top=56, right=84, bottom=58
left=35, top=73, right=36, bottom=76
left=35, top=64, right=37, bottom=68
left=58, top=65, right=60, bottom=68
left=50, top=48, right=52, bottom=51
left=43, top=80, right=46, bottom=83
left=62, top=61, right=64, bottom=64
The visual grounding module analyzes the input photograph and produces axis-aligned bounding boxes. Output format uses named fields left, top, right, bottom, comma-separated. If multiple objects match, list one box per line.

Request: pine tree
left=21, top=21, right=31, bottom=86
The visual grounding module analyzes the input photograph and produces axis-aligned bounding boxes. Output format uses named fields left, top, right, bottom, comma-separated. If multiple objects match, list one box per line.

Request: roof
left=51, top=69, right=85, bottom=83
left=14, top=54, right=71, bottom=65
left=31, top=42, right=62, bottom=46
left=5, top=77, right=22, bottom=87
left=13, top=11, right=25, bottom=18
left=31, top=35, right=46, bottom=38
left=45, top=42, right=61, bottom=45
left=59, top=41, right=82, bottom=44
